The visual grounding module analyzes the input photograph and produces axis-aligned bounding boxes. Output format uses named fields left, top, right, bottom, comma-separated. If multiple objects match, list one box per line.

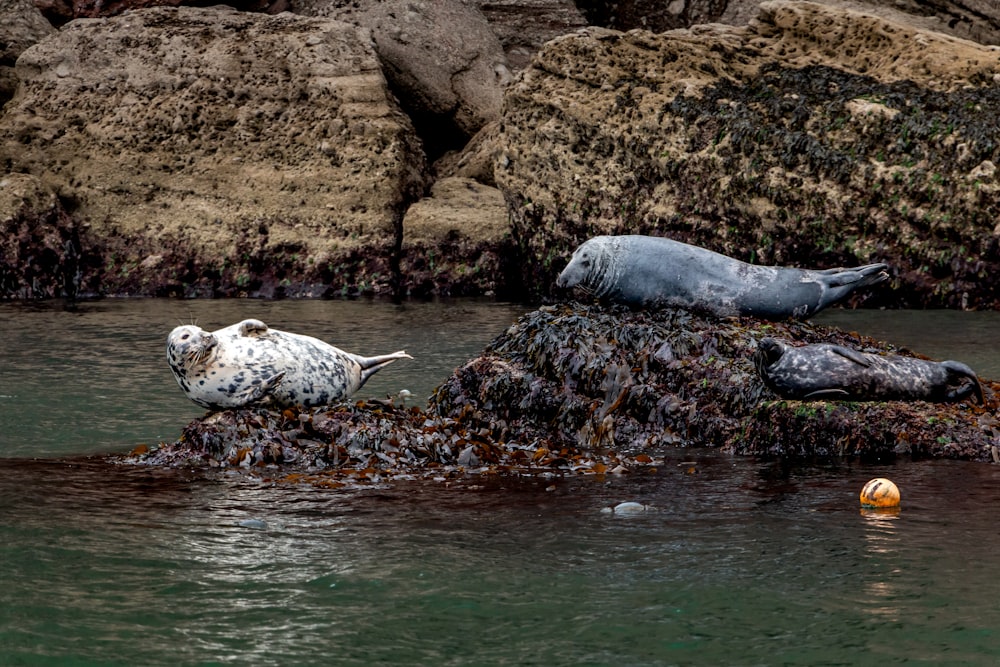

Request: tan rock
left=432, top=121, right=502, bottom=186
left=497, top=1, right=1000, bottom=307
left=403, top=176, right=508, bottom=247
left=0, top=0, right=55, bottom=104
left=295, top=0, right=509, bottom=148
left=0, top=6, right=425, bottom=288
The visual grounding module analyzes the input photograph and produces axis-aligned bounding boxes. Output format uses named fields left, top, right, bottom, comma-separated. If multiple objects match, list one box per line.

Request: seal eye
left=181, top=334, right=190, bottom=340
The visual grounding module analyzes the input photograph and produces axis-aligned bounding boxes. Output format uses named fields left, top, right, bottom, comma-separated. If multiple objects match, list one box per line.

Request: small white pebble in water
left=237, top=518, right=268, bottom=530
left=603, top=501, right=648, bottom=514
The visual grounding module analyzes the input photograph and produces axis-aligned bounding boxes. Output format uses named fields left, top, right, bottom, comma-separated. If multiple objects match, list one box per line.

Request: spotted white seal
left=166, top=319, right=412, bottom=410
left=755, top=337, right=985, bottom=403
left=555, top=235, right=889, bottom=319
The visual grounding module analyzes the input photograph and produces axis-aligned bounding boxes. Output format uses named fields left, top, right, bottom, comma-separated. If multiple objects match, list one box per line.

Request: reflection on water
left=2, top=453, right=1000, bottom=664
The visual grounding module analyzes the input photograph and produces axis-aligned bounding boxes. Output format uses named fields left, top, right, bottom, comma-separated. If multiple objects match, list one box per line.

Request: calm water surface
left=2, top=300, right=1000, bottom=665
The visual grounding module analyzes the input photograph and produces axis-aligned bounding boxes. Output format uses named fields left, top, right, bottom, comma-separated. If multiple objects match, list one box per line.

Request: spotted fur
left=556, top=235, right=888, bottom=320
left=755, top=337, right=985, bottom=403
left=166, top=319, right=412, bottom=410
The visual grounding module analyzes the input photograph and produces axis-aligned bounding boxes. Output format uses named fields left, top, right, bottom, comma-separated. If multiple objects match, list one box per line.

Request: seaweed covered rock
left=431, top=303, right=1000, bottom=461
left=130, top=303, right=1000, bottom=479
left=497, top=1, right=1000, bottom=307
left=127, top=398, right=651, bottom=484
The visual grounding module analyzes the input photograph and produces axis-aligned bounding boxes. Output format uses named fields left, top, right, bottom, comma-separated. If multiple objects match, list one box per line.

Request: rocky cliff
left=2, top=0, right=1000, bottom=301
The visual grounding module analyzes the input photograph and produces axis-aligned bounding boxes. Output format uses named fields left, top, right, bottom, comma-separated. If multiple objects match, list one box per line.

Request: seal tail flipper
left=355, top=351, right=413, bottom=389
left=818, top=263, right=890, bottom=310
left=941, top=360, right=986, bottom=404
left=820, top=263, right=890, bottom=287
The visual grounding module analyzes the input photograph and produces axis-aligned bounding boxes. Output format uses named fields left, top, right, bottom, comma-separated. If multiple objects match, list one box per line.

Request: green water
left=2, top=300, right=1000, bottom=665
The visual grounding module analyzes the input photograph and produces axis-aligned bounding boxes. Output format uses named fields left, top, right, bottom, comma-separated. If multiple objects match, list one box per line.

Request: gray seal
left=166, top=319, right=412, bottom=410
left=755, top=337, right=985, bottom=403
left=555, top=235, right=889, bottom=319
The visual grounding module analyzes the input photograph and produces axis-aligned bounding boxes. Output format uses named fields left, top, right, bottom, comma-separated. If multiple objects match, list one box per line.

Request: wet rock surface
left=125, top=303, right=1000, bottom=483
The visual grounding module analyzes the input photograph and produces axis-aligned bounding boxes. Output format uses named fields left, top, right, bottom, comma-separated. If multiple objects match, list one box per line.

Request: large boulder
left=497, top=1, right=1000, bottom=307
left=0, top=6, right=427, bottom=297
left=293, top=0, right=510, bottom=159
left=0, top=0, right=54, bottom=105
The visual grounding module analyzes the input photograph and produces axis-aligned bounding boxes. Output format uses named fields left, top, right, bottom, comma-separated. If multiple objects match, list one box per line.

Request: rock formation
left=0, top=6, right=426, bottom=297
left=3, top=0, right=1000, bottom=300
left=498, top=1, right=1000, bottom=307
left=0, top=0, right=55, bottom=105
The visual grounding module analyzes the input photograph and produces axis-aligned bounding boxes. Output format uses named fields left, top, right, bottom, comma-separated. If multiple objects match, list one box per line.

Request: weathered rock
left=0, top=173, right=96, bottom=299
left=497, top=1, right=1000, bottom=307
left=432, top=121, right=502, bottom=186
left=294, top=0, right=510, bottom=159
left=0, top=0, right=54, bottom=105
left=399, top=176, right=517, bottom=297
left=474, top=0, right=588, bottom=71
left=0, top=6, right=426, bottom=297
left=578, top=0, right=1000, bottom=45
left=431, top=303, right=1000, bottom=461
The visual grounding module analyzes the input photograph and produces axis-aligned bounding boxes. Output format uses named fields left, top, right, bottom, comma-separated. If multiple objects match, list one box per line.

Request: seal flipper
left=816, top=263, right=890, bottom=312
left=803, top=388, right=851, bottom=400
left=941, top=360, right=986, bottom=404
left=830, top=345, right=872, bottom=367
left=353, top=351, right=414, bottom=390
left=229, top=371, right=285, bottom=408
left=237, top=319, right=270, bottom=337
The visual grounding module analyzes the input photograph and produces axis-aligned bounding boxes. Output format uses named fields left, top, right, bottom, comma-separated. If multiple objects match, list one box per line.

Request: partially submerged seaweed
left=124, top=303, right=1000, bottom=482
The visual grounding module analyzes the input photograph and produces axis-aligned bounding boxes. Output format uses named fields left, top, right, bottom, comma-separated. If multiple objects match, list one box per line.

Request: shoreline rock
left=4, top=1, right=1000, bottom=302
left=121, top=303, right=1000, bottom=483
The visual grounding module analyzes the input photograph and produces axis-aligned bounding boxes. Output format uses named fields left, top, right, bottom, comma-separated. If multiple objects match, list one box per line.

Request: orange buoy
left=860, top=477, right=900, bottom=508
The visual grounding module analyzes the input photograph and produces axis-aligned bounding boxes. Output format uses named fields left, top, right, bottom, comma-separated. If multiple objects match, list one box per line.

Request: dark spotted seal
left=166, top=319, right=412, bottom=410
left=555, top=235, right=889, bottom=319
left=755, top=337, right=985, bottom=403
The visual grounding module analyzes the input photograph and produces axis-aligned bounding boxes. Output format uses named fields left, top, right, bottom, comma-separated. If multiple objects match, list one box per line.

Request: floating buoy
left=860, top=478, right=900, bottom=508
